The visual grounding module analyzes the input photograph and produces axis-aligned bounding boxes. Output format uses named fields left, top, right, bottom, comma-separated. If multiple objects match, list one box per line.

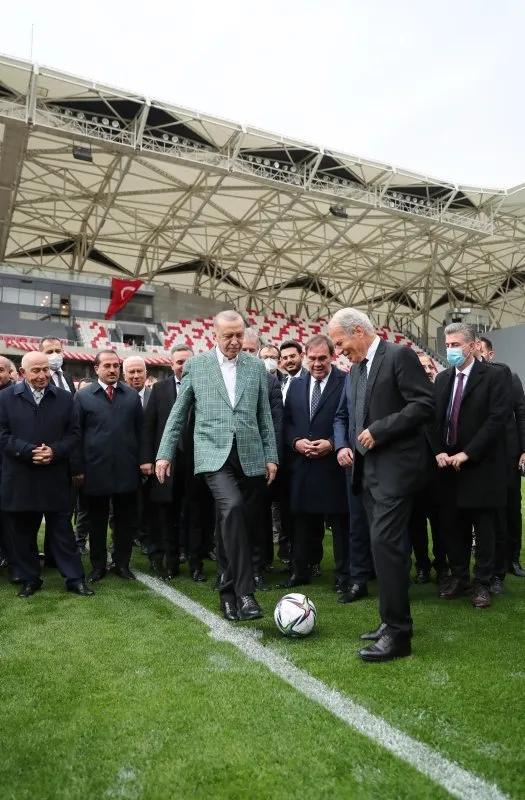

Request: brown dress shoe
left=439, top=577, right=470, bottom=599
left=471, top=583, right=491, bottom=609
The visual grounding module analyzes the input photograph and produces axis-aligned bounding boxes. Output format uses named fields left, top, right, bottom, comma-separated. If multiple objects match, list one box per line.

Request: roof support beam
left=0, top=121, right=29, bottom=260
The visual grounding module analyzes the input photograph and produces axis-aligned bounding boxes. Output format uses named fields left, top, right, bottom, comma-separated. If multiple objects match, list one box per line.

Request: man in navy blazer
left=281, top=335, right=349, bottom=589
left=0, top=351, right=92, bottom=598
left=72, top=350, right=143, bottom=583
left=333, top=368, right=375, bottom=603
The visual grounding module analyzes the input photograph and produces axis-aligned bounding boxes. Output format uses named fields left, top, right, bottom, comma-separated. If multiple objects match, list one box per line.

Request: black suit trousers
left=8, top=510, right=84, bottom=586
left=87, top=492, right=138, bottom=571
left=439, top=504, right=495, bottom=585
left=203, top=445, right=265, bottom=599
left=293, top=513, right=349, bottom=580
left=361, top=464, right=413, bottom=638
left=409, top=489, right=447, bottom=573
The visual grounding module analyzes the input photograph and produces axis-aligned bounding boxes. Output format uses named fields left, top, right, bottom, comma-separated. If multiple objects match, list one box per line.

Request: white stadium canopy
left=1, top=53, right=525, bottom=338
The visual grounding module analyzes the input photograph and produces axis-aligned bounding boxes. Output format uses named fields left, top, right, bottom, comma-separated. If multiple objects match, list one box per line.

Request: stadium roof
left=1, top=53, right=525, bottom=335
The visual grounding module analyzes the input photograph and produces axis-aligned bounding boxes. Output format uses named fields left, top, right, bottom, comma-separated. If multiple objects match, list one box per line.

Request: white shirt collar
left=312, top=368, right=332, bottom=387
left=216, top=346, right=238, bottom=366
left=98, top=379, right=113, bottom=391
left=365, top=335, right=381, bottom=364
left=456, top=359, right=475, bottom=379
left=138, top=387, right=145, bottom=400
left=26, top=380, right=44, bottom=396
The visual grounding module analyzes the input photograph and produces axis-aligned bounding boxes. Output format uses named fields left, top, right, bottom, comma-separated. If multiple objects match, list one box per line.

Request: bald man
left=156, top=310, right=278, bottom=622
left=0, top=352, right=92, bottom=597
left=123, top=356, right=152, bottom=409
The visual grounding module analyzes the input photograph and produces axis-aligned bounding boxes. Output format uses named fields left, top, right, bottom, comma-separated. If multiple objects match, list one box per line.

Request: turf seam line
left=136, top=571, right=509, bottom=800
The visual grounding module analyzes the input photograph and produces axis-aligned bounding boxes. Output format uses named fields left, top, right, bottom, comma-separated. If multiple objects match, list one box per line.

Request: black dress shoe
left=179, top=550, right=187, bottom=564
left=359, top=622, right=388, bottom=641
left=192, top=569, right=207, bottom=583
left=310, top=563, right=321, bottom=578
left=339, top=583, right=368, bottom=604
left=110, top=565, right=136, bottom=580
left=207, top=548, right=217, bottom=562
left=87, top=568, right=106, bottom=583
left=263, top=563, right=274, bottom=573
left=277, top=573, right=309, bottom=589
left=415, top=569, right=431, bottom=584
left=490, top=577, right=504, bottom=595
left=10, top=573, right=24, bottom=584
left=68, top=581, right=95, bottom=596
left=254, top=574, right=269, bottom=591
left=358, top=633, right=412, bottom=662
left=220, top=599, right=239, bottom=621
left=334, top=578, right=349, bottom=594
left=0, top=556, right=9, bottom=568
left=18, top=581, right=43, bottom=598
left=237, top=595, right=264, bottom=620
left=510, top=561, right=525, bottom=577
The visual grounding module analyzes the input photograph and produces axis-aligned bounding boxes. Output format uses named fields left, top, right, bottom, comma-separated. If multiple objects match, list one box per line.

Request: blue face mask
left=446, top=347, right=467, bottom=368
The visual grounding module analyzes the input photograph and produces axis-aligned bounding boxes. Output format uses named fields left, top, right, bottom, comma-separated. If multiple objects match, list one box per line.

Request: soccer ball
left=274, top=593, right=317, bottom=637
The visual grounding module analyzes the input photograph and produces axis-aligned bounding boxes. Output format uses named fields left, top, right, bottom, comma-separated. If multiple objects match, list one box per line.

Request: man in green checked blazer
left=156, top=310, right=278, bottom=622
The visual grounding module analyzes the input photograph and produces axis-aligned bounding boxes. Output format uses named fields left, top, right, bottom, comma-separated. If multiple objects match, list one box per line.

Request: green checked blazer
left=156, top=349, right=278, bottom=477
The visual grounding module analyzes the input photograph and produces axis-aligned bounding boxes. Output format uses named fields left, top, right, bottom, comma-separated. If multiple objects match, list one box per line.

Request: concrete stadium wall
left=488, top=325, right=525, bottom=383
left=153, top=286, right=229, bottom=323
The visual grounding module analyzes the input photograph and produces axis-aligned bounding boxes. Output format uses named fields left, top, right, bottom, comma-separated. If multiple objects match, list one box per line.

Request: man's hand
left=308, top=439, right=332, bottom=458
left=449, top=451, right=469, bottom=471
left=155, top=459, right=171, bottom=484
left=294, top=438, right=313, bottom=456
left=436, top=453, right=450, bottom=468
left=357, top=429, right=376, bottom=450
left=519, top=453, right=525, bottom=469
left=72, top=474, right=85, bottom=488
left=337, top=447, right=354, bottom=468
left=32, top=443, right=53, bottom=465
left=266, top=462, right=278, bottom=485
left=140, top=463, right=154, bottom=476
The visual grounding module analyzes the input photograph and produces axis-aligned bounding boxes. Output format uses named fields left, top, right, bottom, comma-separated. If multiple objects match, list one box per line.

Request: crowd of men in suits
left=0, top=309, right=524, bottom=662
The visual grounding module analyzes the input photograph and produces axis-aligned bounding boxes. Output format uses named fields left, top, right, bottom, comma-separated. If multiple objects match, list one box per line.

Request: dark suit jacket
left=50, top=370, right=76, bottom=394
left=140, top=376, right=188, bottom=503
left=348, top=340, right=435, bottom=497
left=143, top=386, right=152, bottom=409
left=267, top=372, right=283, bottom=459
left=72, top=380, right=143, bottom=496
left=432, top=358, right=508, bottom=507
left=284, top=367, right=347, bottom=515
left=503, top=370, right=525, bottom=461
left=0, top=382, right=79, bottom=512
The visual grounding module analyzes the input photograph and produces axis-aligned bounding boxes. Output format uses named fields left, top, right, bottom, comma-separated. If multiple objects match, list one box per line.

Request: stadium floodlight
left=77, top=112, right=85, bottom=120
left=172, top=136, right=178, bottom=143
left=290, top=166, right=297, bottom=173
left=72, top=145, right=93, bottom=163
left=111, top=120, right=120, bottom=128
left=102, top=117, right=109, bottom=126
left=329, top=205, right=349, bottom=219
left=91, top=116, right=98, bottom=124
left=162, top=134, right=169, bottom=141
left=274, top=161, right=279, bottom=169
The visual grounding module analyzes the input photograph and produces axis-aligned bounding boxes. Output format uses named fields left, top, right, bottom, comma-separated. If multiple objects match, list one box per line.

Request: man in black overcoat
left=72, top=350, right=143, bottom=582
left=0, top=351, right=91, bottom=597
left=281, top=334, right=349, bottom=590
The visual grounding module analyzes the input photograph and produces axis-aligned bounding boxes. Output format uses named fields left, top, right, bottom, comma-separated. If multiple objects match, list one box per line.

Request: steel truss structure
left=1, top=54, right=525, bottom=339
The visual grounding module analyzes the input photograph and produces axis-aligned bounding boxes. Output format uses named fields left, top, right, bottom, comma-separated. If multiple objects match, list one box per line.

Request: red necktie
left=106, top=385, right=114, bottom=401
left=447, top=372, right=464, bottom=447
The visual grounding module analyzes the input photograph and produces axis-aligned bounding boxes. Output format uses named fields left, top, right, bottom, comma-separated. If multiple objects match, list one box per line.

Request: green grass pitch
left=0, top=525, right=523, bottom=799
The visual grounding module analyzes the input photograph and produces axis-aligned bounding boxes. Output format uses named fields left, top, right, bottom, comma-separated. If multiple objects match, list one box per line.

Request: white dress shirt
left=51, top=370, right=71, bottom=392
left=364, top=335, right=381, bottom=376
left=282, top=370, right=302, bottom=403
left=138, top=387, right=146, bottom=407
left=308, top=369, right=332, bottom=413
left=450, top=358, right=475, bottom=409
left=216, top=347, right=238, bottom=407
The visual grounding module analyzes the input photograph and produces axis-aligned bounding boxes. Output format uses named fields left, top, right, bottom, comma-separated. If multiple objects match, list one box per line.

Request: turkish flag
left=105, top=278, right=144, bottom=320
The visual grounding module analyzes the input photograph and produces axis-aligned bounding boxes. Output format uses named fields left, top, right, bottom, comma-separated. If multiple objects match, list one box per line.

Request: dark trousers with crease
left=348, top=488, right=374, bottom=586
left=409, top=489, right=447, bottom=573
left=440, top=504, right=495, bottom=586
left=8, top=510, right=84, bottom=586
left=360, top=459, right=413, bottom=638
left=204, top=445, right=265, bottom=599
left=292, top=513, right=349, bottom=581
left=86, top=492, right=138, bottom=572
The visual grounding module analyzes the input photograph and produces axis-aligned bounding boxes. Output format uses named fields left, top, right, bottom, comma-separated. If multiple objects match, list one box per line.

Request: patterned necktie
left=354, top=358, right=369, bottom=455
left=33, top=390, right=43, bottom=406
left=447, top=372, right=464, bottom=447
left=54, top=370, right=66, bottom=390
left=310, top=379, right=322, bottom=418
left=106, top=385, right=114, bottom=401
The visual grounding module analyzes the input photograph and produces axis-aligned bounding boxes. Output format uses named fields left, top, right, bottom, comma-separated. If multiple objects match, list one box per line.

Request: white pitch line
left=136, top=572, right=508, bottom=800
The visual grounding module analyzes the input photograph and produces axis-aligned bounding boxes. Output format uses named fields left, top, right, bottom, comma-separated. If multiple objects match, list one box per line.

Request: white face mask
left=263, top=357, right=278, bottom=373
left=47, top=353, right=64, bottom=371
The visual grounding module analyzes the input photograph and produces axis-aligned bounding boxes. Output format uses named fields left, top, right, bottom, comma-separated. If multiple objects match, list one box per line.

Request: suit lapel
left=310, top=370, right=340, bottom=421
left=304, top=374, right=312, bottom=419
left=364, top=340, right=386, bottom=416
left=207, top=349, right=231, bottom=407
left=460, top=360, right=483, bottom=404
left=234, top=352, right=249, bottom=407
